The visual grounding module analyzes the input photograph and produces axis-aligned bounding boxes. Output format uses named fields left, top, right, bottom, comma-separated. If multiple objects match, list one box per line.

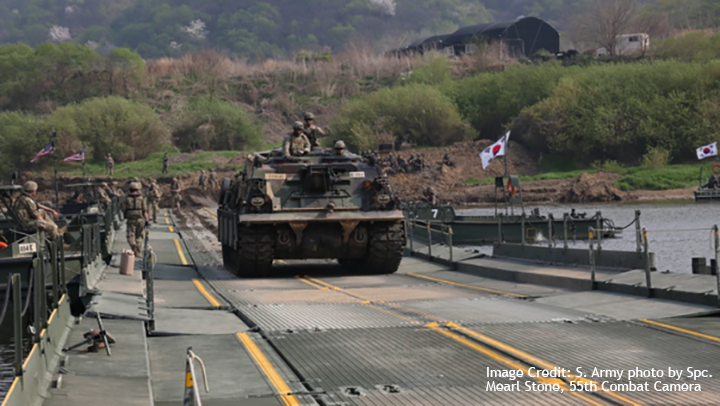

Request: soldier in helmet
left=207, top=168, right=216, bottom=190
left=421, top=186, right=439, bottom=206
left=121, top=182, right=149, bottom=257
left=302, top=112, right=325, bottom=147
left=111, top=181, right=125, bottom=197
left=283, top=122, right=311, bottom=157
left=13, top=181, right=66, bottom=241
left=105, top=153, right=114, bottom=177
left=199, top=170, right=207, bottom=191
left=333, top=140, right=348, bottom=156
left=162, top=153, right=169, bottom=174
left=170, top=177, right=182, bottom=212
left=147, top=180, right=162, bottom=222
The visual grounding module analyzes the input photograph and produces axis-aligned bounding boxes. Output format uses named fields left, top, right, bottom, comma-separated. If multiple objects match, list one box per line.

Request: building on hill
left=442, top=17, right=559, bottom=58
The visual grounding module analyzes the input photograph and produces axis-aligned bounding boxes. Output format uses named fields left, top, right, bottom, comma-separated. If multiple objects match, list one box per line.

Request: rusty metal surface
left=238, top=210, right=405, bottom=223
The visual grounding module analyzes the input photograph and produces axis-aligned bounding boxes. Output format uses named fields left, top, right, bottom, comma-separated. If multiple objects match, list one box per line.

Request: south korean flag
left=697, top=142, right=718, bottom=160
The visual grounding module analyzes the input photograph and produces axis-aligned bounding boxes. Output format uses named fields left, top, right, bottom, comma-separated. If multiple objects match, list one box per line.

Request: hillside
left=3, top=0, right=714, bottom=58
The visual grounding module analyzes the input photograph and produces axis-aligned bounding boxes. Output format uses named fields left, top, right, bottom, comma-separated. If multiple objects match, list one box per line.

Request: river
left=458, top=199, right=718, bottom=274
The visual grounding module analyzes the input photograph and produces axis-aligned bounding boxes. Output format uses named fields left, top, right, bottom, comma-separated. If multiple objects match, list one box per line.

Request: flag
left=697, top=142, right=718, bottom=160
left=63, top=146, right=85, bottom=162
left=479, top=131, right=510, bottom=169
left=30, top=141, right=55, bottom=163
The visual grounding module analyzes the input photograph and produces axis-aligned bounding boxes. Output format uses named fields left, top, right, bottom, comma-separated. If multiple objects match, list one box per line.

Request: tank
left=217, top=147, right=407, bottom=277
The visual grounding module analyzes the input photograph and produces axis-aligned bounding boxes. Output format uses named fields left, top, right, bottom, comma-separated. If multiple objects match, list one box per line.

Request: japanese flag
left=480, top=131, right=510, bottom=169
left=697, top=142, right=718, bottom=160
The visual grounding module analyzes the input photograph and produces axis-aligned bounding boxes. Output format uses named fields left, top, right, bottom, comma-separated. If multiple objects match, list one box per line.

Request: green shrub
left=0, top=111, right=55, bottom=176
left=330, top=84, right=472, bottom=151
left=173, top=97, right=263, bottom=152
left=404, top=54, right=453, bottom=90
left=602, top=160, right=623, bottom=173
left=656, top=32, right=720, bottom=62
left=641, top=147, right=670, bottom=169
left=449, top=63, right=573, bottom=138
left=514, top=60, right=720, bottom=165
left=47, top=96, right=169, bottom=162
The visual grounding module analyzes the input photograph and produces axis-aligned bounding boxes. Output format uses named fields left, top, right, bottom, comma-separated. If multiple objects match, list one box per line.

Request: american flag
left=63, top=146, right=85, bottom=162
left=30, top=141, right=55, bottom=163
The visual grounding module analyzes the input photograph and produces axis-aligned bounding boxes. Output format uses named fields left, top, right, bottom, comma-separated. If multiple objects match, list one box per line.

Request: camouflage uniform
left=207, top=169, right=216, bottom=189
left=333, top=140, right=349, bottom=156
left=170, top=179, right=182, bottom=212
left=147, top=182, right=162, bottom=222
left=13, top=182, right=61, bottom=240
left=302, top=113, right=325, bottom=147
left=121, top=184, right=148, bottom=257
left=162, top=153, right=169, bottom=174
left=199, top=171, right=207, bottom=191
left=105, top=154, right=114, bottom=177
left=283, top=122, right=311, bottom=156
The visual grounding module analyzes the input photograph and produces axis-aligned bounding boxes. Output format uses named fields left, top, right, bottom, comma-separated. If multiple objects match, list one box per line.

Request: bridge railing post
left=643, top=227, right=652, bottom=297
left=714, top=225, right=719, bottom=308
left=12, top=274, right=23, bottom=377
left=589, top=228, right=596, bottom=289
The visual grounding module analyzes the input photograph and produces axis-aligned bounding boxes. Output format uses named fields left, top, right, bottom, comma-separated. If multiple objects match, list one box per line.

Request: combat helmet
left=334, top=140, right=346, bottom=149
left=292, top=121, right=304, bottom=130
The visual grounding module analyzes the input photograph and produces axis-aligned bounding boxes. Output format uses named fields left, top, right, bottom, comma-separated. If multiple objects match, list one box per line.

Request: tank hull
left=218, top=208, right=406, bottom=276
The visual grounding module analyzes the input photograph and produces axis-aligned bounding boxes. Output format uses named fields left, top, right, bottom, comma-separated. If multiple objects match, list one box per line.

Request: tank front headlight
left=251, top=196, right=265, bottom=207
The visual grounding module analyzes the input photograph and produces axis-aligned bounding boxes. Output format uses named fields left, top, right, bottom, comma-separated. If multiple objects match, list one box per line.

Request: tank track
left=235, top=225, right=275, bottom=277
left=341, top=222, right=405, bottom=274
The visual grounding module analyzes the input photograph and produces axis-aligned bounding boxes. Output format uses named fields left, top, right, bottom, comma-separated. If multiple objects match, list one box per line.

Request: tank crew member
left=121, top=182, right=148, bottom=257
left=13, top=181, right=66, bottom=241
left=421, top=186, right=439, bottom=206
left=170, top=177, right=182, bottom=212
left=199, top=170, right=207, bottom=191
left=705, top=175, right=719, bottom=189
left=105, top=153, right=114, bottom=177
left=207, top=168, right=216, bottom=189
left=333, top=140, right=348, bottom=156
left=162, top=153, right=169, bottom=174
left=302, top=112, right=325, bottom=147
left=147, top=180, right=162, bottom=222
left=283, top=122, right=311, bottom=157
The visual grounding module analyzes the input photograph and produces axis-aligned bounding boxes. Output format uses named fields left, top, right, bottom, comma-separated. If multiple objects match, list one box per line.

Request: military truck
left=217, top=147, right=407, bottom=277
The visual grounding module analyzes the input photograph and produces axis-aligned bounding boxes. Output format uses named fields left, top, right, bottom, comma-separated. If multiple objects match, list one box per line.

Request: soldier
left=98, top=183, right=112, bottom=209
left=162, top=153, right=169, bottom=174
left=421, top=186, right=439, bottom=206
left=13, top=181, right=66, bottom=241
left=283, top=122, right=311, bottom=157
left=302, top=112, right=326, bottom=147
left=170, top=177, right=182, bottom=212
left=199, top=170, right=207, bottom=191
left=147, top=180, right=162, bottom=222
left=121, top=182, right=149, bottom=257
left=442, top=153, right=454, bottom=167
left=207, top=169, right=216, bottom=189
left=105, top=153, right=114, bottom=177
left=397, top=156, right=408, bottom=173
left=111, top=181, right=125, bottom=197
left=333, top=140, right=348, bottom=156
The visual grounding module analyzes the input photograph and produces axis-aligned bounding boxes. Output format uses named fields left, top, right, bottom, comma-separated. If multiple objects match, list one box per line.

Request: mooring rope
left=21, top=267, right=33, bottom=317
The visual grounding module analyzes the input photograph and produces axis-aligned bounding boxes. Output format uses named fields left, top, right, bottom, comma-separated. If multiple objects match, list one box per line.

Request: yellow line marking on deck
left=425, top=323, right=606, bottom=406
left=639, top=319, right=720, bottom=343
left=303, top=276, right=632, bottom=405
left=203, top=208, right=218, bottom=220
left=169, top=226, right=174, bottom=232
left=294, top=275, right=328, bottom=290
left=447, top=322, right=643, bottom=406
left=236, top=333, right=301, bottom=406
left=173, top=239, right=188, bottom=265
left=192, top=279, right=221, bottom=307
left=165, top=217, right=170, bottom=224
left=407, top=272, right=527, bottom=298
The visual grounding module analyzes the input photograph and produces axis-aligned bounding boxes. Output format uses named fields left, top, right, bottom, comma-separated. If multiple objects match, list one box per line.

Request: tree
left=106, top=47, right=144, bottom=94
left=569, top=0, right=637, bottom=55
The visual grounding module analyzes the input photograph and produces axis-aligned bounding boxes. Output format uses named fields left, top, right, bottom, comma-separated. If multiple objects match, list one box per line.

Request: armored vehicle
left=217, top=147, right=407, bottom=277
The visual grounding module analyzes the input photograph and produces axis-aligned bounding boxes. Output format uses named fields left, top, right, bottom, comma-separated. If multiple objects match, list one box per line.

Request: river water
left=458, top=199, right=719, bottom=274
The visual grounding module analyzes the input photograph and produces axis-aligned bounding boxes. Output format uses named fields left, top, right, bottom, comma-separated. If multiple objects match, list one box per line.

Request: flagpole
left=504, top=130, right=509, bottom=178
left=52, top=130, right=59, bottom=209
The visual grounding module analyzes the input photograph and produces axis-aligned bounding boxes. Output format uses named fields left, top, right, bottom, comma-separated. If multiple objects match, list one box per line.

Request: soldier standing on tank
left=333, top=140, right=348, bottom=156
left=13, top=181, right=66, bottom=240
left=199, top=170, right=207, bottom=191
left=147, top=180, right=162, bottom=222
left=105, top=153, right=114, bottom=177
left=207, top=169, right=216, bottom=190
left=302, top=113, right=325, bottom=147
left=284, top=122, right=311, bottom=157
left=170, top=177, right=182, bottom=212
left=121, top=182, right=149, bottom=257
left=162, top=153, right=169, bottom=174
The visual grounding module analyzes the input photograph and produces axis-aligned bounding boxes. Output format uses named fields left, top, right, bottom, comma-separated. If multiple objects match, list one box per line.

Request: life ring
left=0, top=241, right=7, bottom=250
left=713, top=164, right=720, bottom=175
